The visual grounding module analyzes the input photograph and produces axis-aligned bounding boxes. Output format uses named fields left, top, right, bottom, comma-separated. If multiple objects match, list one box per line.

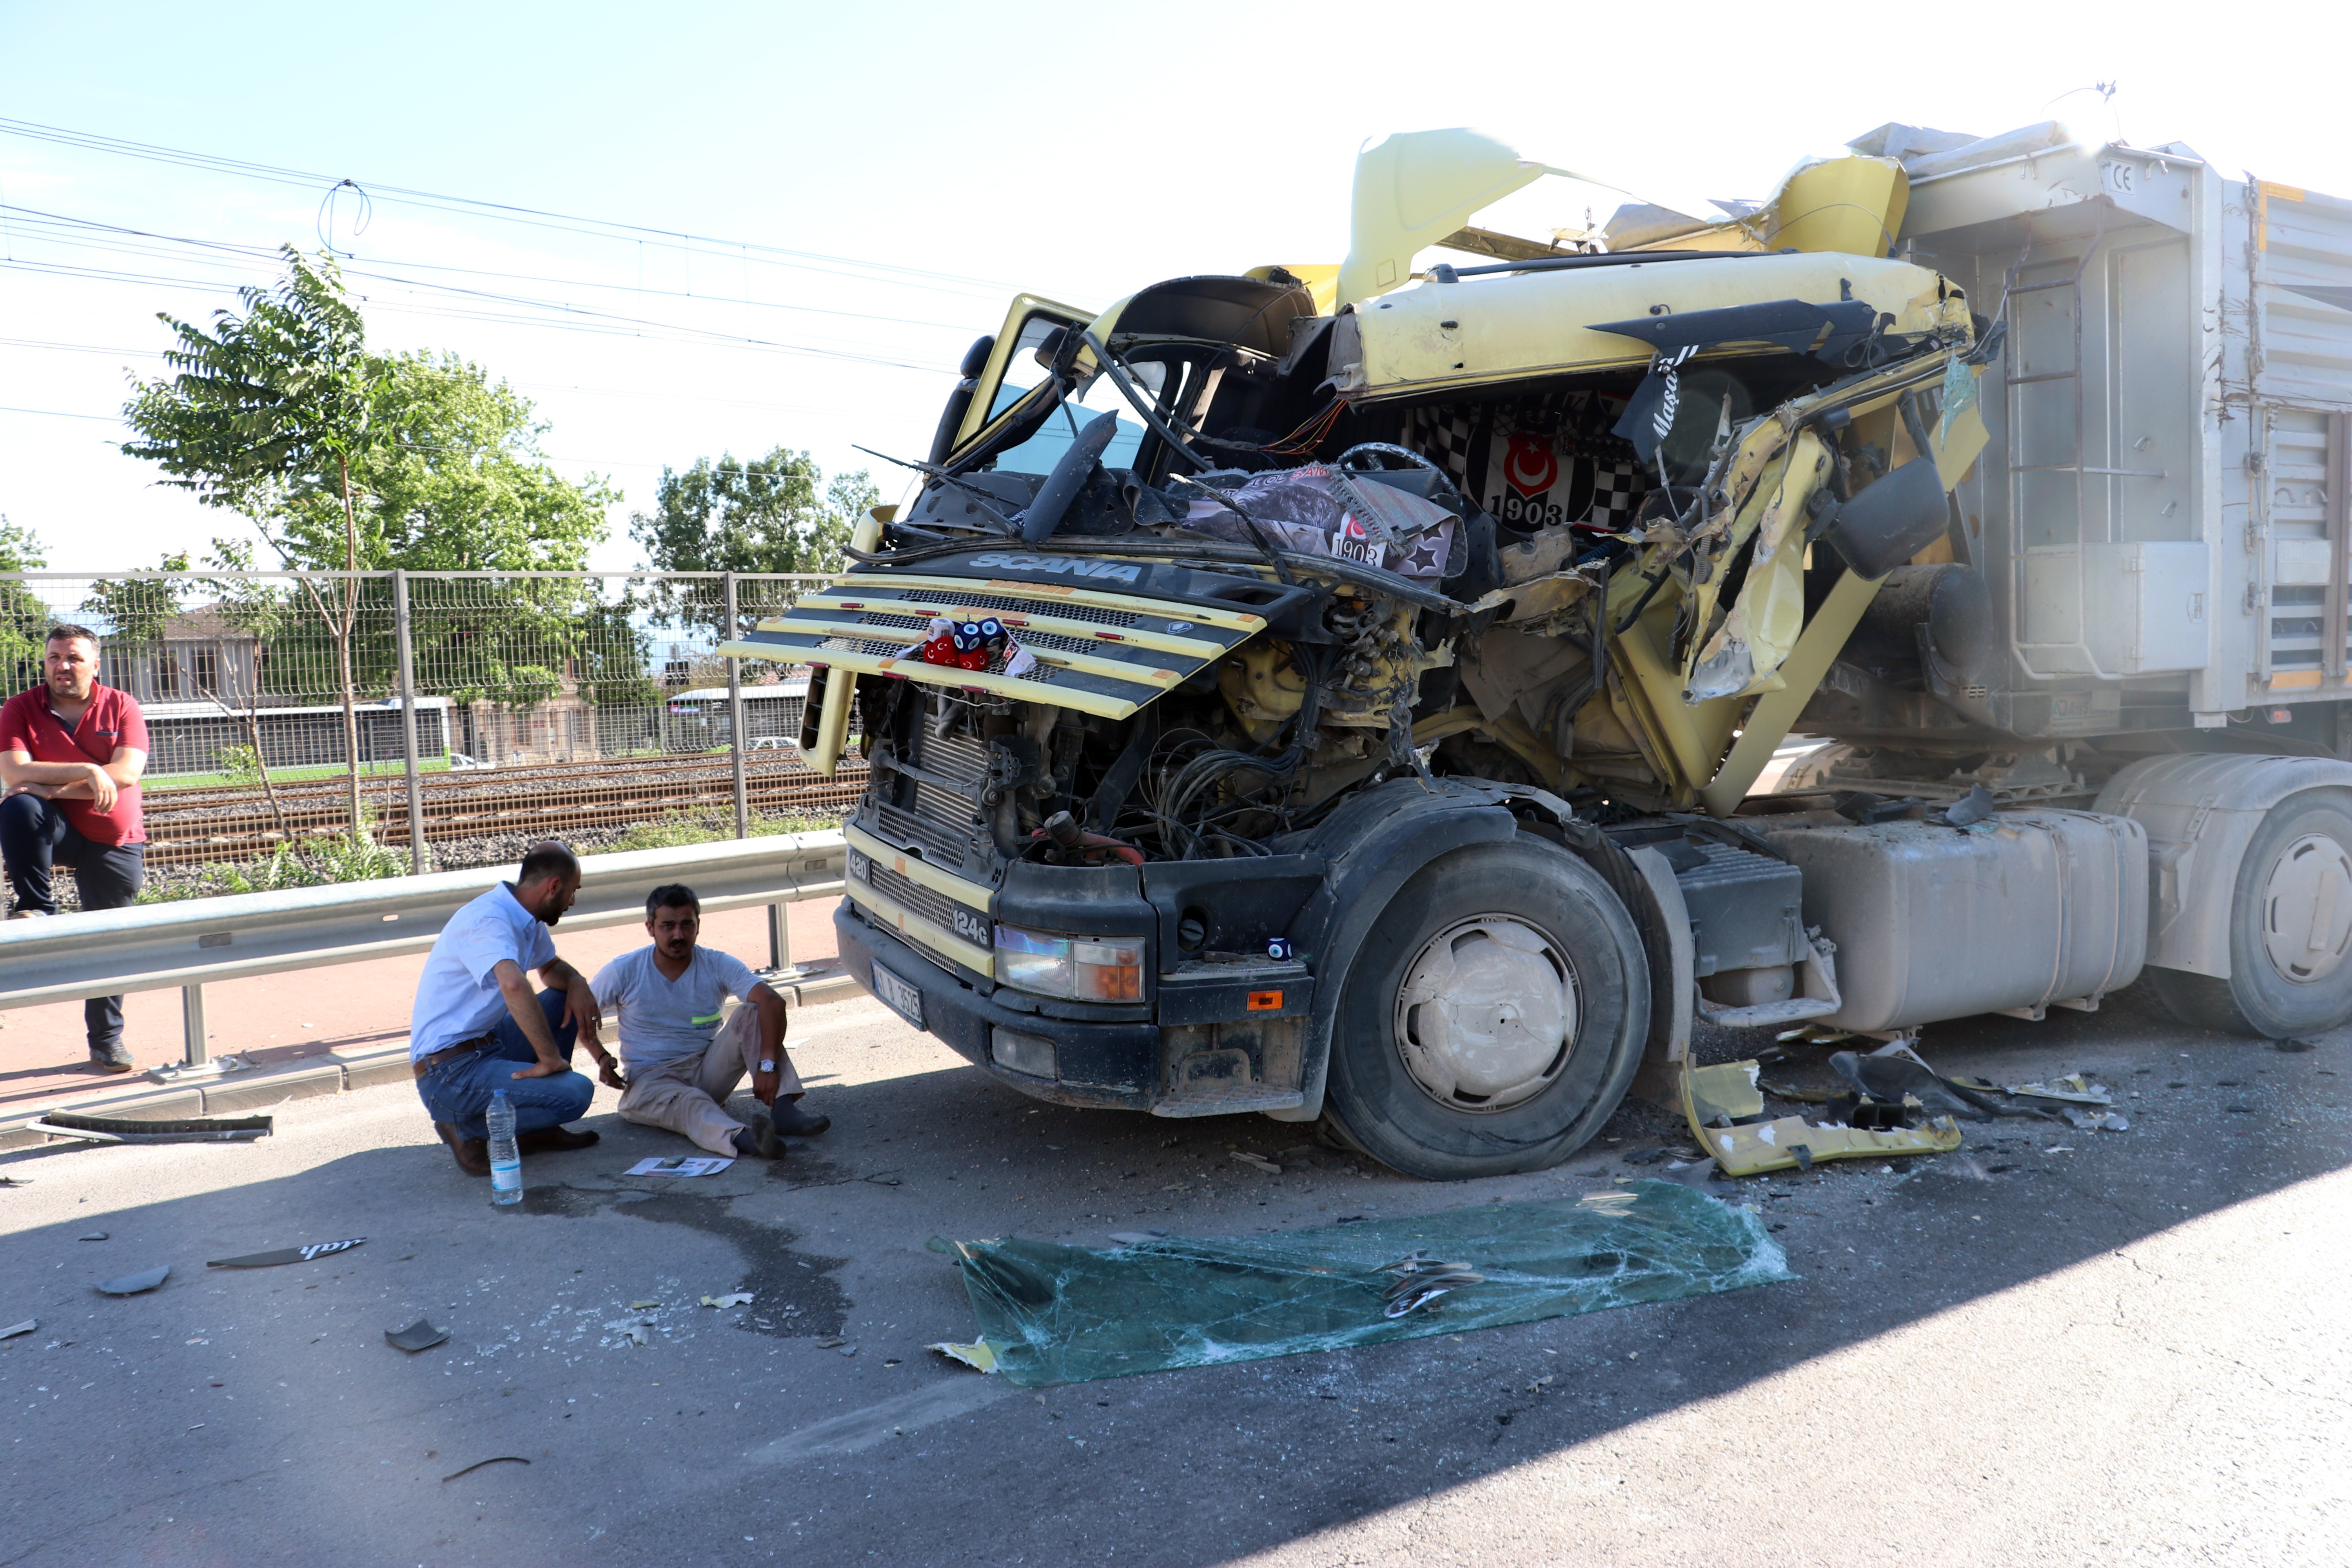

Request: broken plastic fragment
left=95, top=1266, right=169, bottom=1296
left=933, top=1339, right=1000, bottom=1374
left=701, top=1293, right=754, bottom=1309
left=385, top=1318, right=449, bottom=1353
left=627, top=1299, right=661, bottom=1310
left=2005, top=1075, right=2113, bottom=1105
left=2, top=1319, right=35, bottom=1340
left=208, top=1238, right=365, bottom=1269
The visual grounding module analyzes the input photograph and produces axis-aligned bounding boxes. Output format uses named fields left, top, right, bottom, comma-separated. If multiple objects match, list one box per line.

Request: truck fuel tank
left=1753, top=809, right=2147, bottom=1031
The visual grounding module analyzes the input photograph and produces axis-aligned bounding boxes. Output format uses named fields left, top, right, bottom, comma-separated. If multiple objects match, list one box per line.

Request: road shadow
left=0, top=1000, right=2343, bottom=1566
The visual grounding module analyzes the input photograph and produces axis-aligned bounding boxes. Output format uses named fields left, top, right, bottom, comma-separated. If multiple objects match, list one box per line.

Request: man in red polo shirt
left=0, top=624, right=151, bottom=1072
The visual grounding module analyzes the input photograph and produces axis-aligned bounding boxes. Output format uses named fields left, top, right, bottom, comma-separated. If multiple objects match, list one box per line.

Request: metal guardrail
left=0, top=832, right=849, bottom=1069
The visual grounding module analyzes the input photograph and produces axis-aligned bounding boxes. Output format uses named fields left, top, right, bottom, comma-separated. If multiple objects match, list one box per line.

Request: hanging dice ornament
left=918, top=615, right=960, bottom=666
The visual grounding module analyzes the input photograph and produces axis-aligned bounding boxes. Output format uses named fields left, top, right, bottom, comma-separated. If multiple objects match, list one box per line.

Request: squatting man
left=597, top=882, right=829, bottom=1159
left=410, top=840, right=619, bottom=1175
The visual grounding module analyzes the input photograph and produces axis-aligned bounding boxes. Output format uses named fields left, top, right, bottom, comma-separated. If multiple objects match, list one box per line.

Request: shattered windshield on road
left=932, top=1181, right=1793, bottom=1387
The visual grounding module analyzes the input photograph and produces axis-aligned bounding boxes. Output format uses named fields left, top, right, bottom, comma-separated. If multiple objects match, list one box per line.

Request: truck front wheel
left=1321, top=838, right=1650, bottom=1179
left=2140, top=790, right=2352, bottom=1038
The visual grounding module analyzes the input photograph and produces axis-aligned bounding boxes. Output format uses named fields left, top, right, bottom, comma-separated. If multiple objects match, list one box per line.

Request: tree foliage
left=628, top=448, right=874, bottom=630
left=277, top=350, right=615, bottom=573
left=0, top=517, right=49, bottom=694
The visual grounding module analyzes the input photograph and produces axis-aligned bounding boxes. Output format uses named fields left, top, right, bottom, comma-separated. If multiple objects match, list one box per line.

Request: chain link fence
left=1, top=571, right=866, bottom=901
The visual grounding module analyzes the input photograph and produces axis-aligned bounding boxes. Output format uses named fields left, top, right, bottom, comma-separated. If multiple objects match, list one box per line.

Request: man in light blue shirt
left=597, top=882, right=828, bottom=1160
left=409, top=841, right=623, bottom=1177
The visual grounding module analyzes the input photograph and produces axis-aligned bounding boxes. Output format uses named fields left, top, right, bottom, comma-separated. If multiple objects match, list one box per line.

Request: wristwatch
left=758, top=1059, right=776, bottom=1073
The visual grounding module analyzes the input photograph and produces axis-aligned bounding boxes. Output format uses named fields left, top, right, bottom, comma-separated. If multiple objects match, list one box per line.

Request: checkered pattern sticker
left=1405, top=405, right=1480, bottom=490
left=1401, top=392, right=1648, bottom=534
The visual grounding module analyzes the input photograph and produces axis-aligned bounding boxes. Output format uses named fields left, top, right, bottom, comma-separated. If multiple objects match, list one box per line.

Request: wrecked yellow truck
left=728, top=120, right=2352, bottom=1178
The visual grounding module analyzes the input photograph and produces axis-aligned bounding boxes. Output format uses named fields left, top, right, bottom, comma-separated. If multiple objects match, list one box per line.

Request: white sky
left=1, top=0, right=2341, bottom=571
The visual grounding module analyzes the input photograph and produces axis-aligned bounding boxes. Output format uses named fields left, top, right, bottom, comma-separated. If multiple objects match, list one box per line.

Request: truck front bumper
left=834, top=903, right=1161, bottom=1109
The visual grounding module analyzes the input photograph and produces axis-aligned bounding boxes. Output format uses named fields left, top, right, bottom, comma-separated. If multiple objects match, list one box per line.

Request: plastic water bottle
left=486, top=1090, right=522, bottom=1206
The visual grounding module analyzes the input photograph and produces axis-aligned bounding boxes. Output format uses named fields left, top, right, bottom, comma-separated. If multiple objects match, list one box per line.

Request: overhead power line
left=0, top=116, right=1081, bottom=304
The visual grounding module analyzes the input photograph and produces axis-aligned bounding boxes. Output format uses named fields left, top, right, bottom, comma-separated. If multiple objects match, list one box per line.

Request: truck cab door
left=944, top=294, right=1098, bottom=461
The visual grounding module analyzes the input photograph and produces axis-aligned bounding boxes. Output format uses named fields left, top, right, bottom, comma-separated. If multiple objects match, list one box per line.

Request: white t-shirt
left=593, top=946, right=763, bottom=1072
left=409, top=884, right=558, bottom=1063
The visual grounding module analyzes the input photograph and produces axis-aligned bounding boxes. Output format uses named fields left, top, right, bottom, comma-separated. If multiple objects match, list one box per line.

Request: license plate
left=871, top=964, right=925, bottom=1029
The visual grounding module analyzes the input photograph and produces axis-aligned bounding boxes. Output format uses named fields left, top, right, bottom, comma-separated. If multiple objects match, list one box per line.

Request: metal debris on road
left=28, top=1111, right=273, bottom=1146
left=701, top=1293, right=754, bottom=1308
left=2003, top=1074, right=2114, bottom=1105
left=931, top=1339, right=998, bottom=1372
left=78, top=1232, right=107, bottom=1241
left=441, top=1456, right=530, bottom=1483
left=208, top=1238, right=366, bottom=1269
left=94, top=1266, right=169, bottom=1296
left=385, top=1318, right=450, bottom=1353
left=1376, top=1252, right=1486, bottom=1318
left=1231, top=1151, right=1281, bottom=1174
left=2, top=1319, right=35, bottom=1340
left=929, top=1182, right=1790, bottom=1387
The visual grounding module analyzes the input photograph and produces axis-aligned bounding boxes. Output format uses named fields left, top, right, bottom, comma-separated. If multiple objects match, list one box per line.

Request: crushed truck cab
left=728, top=119, right=2352, bottom=1178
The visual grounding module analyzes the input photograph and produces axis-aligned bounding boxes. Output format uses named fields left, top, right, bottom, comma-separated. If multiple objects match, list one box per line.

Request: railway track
left=142, top=753, right=870, bottom=866
left=143, top=750, right=775, bottom=810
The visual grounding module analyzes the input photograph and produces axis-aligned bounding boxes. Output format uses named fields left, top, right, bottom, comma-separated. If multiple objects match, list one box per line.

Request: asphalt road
left=2, top=995, right=2346, bottom=1567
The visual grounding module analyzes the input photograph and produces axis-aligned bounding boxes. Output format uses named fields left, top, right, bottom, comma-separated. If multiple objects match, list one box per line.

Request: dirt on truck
left=726, top=118, right=2352, bottom=1179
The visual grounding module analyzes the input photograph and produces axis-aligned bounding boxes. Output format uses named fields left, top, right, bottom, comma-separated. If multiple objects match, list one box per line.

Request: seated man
left=410, top=840, right=622, bottom=1176
left=598, top=883, right=828, bottom=1161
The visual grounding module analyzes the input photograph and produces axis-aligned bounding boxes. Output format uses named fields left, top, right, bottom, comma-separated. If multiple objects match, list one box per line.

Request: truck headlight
left=993, top=924, right=1145, bottom=1002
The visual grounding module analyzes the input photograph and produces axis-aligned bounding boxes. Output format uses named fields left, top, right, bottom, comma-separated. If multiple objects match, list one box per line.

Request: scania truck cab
left=728, top=120, right=2352, bottom=1178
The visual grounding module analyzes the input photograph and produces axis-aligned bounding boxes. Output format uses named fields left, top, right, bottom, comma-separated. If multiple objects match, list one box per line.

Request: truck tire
left=1320, top=837, right=1650, bottom=1179
left=2136, top=790, right=2352, bottom=1038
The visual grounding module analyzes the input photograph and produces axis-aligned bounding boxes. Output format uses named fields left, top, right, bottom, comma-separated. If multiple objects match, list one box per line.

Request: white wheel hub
left=1393, top=917, right=1577, bottom=1112
left=2261, top=831, right=2352, bottom=984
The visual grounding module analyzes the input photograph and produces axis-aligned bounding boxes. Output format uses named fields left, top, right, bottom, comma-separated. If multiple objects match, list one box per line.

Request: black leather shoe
left=435, top=1121, right=491, bottom=1177
left=516, top=1125, right=599, bottom=1154
left=769, top=1099, right=830, bottom=1137
left=733, top=1114, right=787, bottom=1160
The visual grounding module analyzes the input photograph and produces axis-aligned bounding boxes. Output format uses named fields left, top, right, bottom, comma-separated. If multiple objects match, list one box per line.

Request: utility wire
left=2, top=203, right=993, bottom=335
left=0, top=116, right=1074, bottom=303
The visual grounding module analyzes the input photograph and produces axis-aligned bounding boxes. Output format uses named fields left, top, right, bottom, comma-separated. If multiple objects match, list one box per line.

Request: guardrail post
left=392, top=569, right=430, bottom=873
left=181, top=984, right=208, bottom=1067
left=768, top=902, right=798, bottom=978
left=725, top=572, right=750, bottom=841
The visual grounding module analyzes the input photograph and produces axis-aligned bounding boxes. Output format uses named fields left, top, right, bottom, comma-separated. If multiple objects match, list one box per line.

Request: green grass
left=606, top=809, right=846, bottom=853
left=138, top=831, right=415, bottom=902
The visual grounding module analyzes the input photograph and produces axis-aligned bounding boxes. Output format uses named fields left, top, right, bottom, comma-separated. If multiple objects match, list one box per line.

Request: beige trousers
left=615, top=1004, right=803, bottom=1157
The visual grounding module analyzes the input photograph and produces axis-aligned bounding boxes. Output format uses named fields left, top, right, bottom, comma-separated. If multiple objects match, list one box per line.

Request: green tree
left=628, top=448, right=873, bottom=632
left=0, top=518, right=50, bottom=695
left=121, top=245, right=396, bottom=837
left=79, top=551, right=192, bottom=657
left=278, top=349, right=614, bottom=573
left=121, top=253, right=619, bottom=835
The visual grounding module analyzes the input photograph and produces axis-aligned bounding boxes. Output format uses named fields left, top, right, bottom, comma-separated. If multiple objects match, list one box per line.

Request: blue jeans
left=0, top=792, right=146, bottom=1051
left=414, top=989, right=594, bottom=1141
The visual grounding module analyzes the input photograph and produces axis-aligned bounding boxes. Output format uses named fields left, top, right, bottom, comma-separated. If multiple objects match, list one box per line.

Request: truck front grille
left=864, top=861, right=958, bottom=931
left=875, top=802, right=966, bottom=863
left=896, top=588, right=1142, bottom=629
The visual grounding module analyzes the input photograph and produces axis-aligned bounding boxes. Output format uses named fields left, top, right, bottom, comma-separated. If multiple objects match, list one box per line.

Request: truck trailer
left=727, top=118, right=2352, bottom=1178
